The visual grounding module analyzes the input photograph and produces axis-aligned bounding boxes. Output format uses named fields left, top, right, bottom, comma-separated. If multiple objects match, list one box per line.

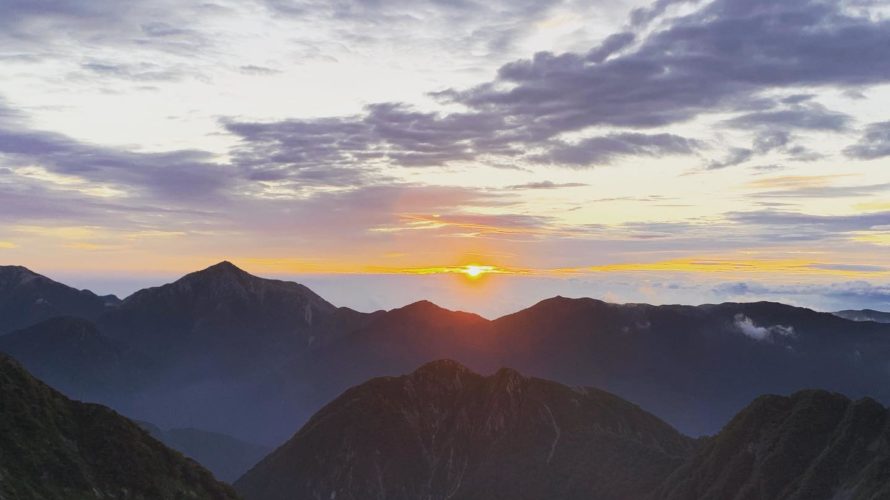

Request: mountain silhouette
left=0, top=353, right=238, bottom=499
left=3, top=262, right=890, bottom=454
left=97, top=260, right=341, bottom=370
left=655, top=390, right=890, bottom=499
left=235, top=360, right=695, bottom=500
left=0, top=265, right=117, bottom=334
left=834, top=308, right=890, bottom=323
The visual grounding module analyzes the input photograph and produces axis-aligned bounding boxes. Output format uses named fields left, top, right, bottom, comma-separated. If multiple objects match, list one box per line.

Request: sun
left=461, top=265, right=494, bottom=279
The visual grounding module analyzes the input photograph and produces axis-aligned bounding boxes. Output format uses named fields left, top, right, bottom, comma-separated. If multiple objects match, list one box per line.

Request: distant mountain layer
left=3, top=261, right=890, bottom=448
left=0, top=353, right=238, bottom=500
left=0, top=316, right=139, bottom=402
left=283, top=296, right=890, bottom=440
left=0, top=265, right=117, bottom=333
left=139, top=422, right=271, bottom=483
left=235, top=360, right=695, bottom=500
left=655, top=390, right=890, bottom=500
left=834, top=309, right=890, bottom=323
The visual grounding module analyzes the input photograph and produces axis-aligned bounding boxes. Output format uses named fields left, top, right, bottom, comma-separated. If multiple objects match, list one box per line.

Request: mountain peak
left=0, top=265, right=111, bottom=333
left=388, top=300, right=488, bottom=325
left=199, top=260, right=249, bottom=276
left=412, top=359, right=473, bottom=377
left=399, top=299, right=445, bottom=313
left=235, top=360, right=694, bottom=500
left=0, top=265, right=44, bottom=285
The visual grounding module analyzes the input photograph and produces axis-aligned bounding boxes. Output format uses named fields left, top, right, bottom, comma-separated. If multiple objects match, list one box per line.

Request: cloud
left=744, top=175, right=890, bottom=199
left=728, top=210, right=890, bottom=236
left=203, top=0, right=890, bottom=172
left=845, top=121, right=890, bottom=159
left=724, top=102, right=852, bottom=131
left=733, top=313, right=795, bottom=342
left=448, top=0, right=890, bottom=135
left=534, top=133, right=700, bottom=167
left=223, top=102, right=519, bottom=180
left=749, top=182, right=890, bottom=199
left=707, top=148, right=754, bottom=170
left=0, top=125, right=229, bottom=201
left=629, top=0, right=700, bottom=28
left=505, top=181, right=587, bottom=190
left=258, top=0, right=579, bottom=61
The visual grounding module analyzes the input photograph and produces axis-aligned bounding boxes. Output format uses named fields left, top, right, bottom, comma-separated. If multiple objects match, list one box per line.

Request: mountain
left=655, top=390, right=890, bottom=499
left=488, top=297, right=890, bottom=435
left=0, top=265, right=117, bottom=333
left=0, top=316, right=142, bottom=402
left=139, top=423, right=272, bottom=482
left=268, top=295, right=890, bottom=439
left=91, top=261, right=374, bottom=442
left=0, top=353, right=238, bottom=500
left=834, top=308, right=890, bottom=323
left=235, top=360, right=696, bottom=500
left=5, top=262, right=890, bottom=446
left=97, top=260, right=343, bottom=373
left=273, top=300, right=498, bottom=422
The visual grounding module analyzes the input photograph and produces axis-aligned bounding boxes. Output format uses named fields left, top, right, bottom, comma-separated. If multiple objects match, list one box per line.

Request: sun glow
left=461, top=265, right=494, bottom=279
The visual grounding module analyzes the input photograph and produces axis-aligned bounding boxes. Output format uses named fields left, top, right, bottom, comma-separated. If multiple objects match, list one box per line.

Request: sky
left=1, top=0, right=890, bottom=317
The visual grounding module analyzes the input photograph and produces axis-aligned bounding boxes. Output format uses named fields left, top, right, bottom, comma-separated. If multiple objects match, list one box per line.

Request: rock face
left=0, top=353, right=239, bottom=500
left=235, top=360, right=695, bottom=500
left=0, top=265, right=116, bottom=334
left=654, top=390, right=890, bottom=500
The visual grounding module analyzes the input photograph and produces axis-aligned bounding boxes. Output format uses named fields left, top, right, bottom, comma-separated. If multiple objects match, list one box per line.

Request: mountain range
left=834, top=309, right=890, bottom=323
left=235, top=360, right=890, bottom=500
left=2, top=261, right=890, bottom=482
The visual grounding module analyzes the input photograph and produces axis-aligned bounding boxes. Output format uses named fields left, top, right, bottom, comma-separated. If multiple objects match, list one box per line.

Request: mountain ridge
left=235, top=359, right=696, bottom=500
left=0, top=265, right=118, bottom=334
left=0, top=352, right=238, bottom=500
left=654, top=389, right=890, bottom=499
left=3, top=261, right=890, bottom=451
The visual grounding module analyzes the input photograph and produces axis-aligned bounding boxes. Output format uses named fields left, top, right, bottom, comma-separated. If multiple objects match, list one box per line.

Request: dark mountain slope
left=0, top=265, right=117, bottom=333
left=0, top=353, right=238, bottom=500
left=138, top=423, right=272, bottom=483
left=655, top=390, right=890, bottom=500
left=235, top=360, right=695, bottom=500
